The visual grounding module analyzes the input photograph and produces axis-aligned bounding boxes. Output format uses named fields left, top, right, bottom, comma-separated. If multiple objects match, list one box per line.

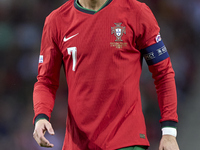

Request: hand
left=33, top=119, right=55, bottom=148
left=159, top=135, right=179, bottom=150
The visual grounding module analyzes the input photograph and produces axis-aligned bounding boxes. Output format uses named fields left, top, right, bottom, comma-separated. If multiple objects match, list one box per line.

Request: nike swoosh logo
left=63, top=33, right=79, bottom=42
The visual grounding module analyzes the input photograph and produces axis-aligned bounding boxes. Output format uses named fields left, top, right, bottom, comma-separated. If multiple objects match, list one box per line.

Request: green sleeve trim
left=34, top=114, right=49, bottom=125
left=161, top=120, right=177, bottom=128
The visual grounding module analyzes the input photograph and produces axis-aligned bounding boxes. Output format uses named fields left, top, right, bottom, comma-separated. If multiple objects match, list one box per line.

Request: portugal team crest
left=111, top=23, right=126, bottom=41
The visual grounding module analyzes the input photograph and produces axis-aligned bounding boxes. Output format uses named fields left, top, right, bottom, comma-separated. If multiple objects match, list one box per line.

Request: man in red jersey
left=33, top=0, right=179, bottom=150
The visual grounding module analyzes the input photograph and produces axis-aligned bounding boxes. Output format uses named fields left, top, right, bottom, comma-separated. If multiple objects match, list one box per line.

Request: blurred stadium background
left=0, top=0, right=199, bottom=149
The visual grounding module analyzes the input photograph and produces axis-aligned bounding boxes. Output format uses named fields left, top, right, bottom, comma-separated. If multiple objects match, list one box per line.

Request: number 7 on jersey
left=67, top=47, right=77, bottom=71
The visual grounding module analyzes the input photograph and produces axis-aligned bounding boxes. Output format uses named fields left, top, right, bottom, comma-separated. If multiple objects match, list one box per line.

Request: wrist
left=34, top=114, right=49, bottom=125
left=161, top=120, right=177, bottom=137
left=162, top=127, right=177, bottom=137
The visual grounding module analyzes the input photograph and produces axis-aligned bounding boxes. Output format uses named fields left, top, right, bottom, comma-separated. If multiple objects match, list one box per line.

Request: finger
left=158, top=146, right=162, bottom=150
left=34, top=126, right=54, bottom=147
left=159, top=147, right=164, bottom=150
left=38, top=123, right=54, bottom=147
left=33, top=120, right=55, bottom=147
left=39, top=135, right=54, bottom=147
left=37, top=131, right=54, bottom=147
left=45, top=122, right=55, bottom=135
left=159, top=143, right=163, bottom=150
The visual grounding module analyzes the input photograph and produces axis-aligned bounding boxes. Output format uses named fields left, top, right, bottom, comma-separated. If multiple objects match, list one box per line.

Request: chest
left=57, top=8, right=141, bottom=73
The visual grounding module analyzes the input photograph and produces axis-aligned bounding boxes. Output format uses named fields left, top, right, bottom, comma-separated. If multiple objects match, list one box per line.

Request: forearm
left=33, top=81, right=58, bottom=124
left=149, top=58, right=178, bottom=123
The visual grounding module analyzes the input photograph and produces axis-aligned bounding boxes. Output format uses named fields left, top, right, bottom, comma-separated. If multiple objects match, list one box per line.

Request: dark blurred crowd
left=0, top=0, right=199, bottom=150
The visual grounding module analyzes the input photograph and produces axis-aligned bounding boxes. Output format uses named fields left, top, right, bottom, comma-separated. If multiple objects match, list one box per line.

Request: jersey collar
left=74, top=0, right=112, bottom=14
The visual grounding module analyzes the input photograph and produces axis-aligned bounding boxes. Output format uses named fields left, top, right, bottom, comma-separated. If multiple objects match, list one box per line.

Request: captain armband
left=141, top=40, right=169, bottom=66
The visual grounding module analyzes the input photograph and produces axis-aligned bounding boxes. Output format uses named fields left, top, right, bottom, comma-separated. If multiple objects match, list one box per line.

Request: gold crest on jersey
left=110, top=23, right=127, bottom=49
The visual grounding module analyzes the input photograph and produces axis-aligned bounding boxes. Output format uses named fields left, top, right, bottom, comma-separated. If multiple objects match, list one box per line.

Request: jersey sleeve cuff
left=161, top=121, right=177, bottom=137
left=34, top=114, right=49, bottom=125
left=161, top=120, right=177, bottom=129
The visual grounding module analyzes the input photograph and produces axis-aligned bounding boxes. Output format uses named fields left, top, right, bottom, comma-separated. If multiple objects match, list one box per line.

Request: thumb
left=45, top=122, right=55, bottom=135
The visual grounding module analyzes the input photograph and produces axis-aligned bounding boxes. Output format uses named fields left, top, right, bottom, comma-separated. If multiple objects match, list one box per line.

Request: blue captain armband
left=141, top=40, right=169, bottom=66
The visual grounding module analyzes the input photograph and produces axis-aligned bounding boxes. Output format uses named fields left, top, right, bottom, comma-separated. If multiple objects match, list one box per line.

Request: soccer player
left=33, top=0, right=180, bottom=150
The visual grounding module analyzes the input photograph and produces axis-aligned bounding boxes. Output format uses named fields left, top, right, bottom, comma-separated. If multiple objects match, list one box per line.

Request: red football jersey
left=33, top=0, right=178, bottom=149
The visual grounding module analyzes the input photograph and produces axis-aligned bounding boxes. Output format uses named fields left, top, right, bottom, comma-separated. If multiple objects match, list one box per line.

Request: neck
left=78, top=0, right=107, bottom=11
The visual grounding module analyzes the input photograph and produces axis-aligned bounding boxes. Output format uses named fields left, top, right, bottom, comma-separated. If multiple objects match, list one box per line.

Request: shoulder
left=45, top=0, right=73, bottom=24
left=128, top=0, right=146, bottom=6
left=130, top=0, right=152, bottom=14
left=42, top=0, right=74, bottom=43
left=120, top=0, right=148, bottom=8
left=123, top=0, right=156, bottom=21
left=113, top=0, right=150, bottom=15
